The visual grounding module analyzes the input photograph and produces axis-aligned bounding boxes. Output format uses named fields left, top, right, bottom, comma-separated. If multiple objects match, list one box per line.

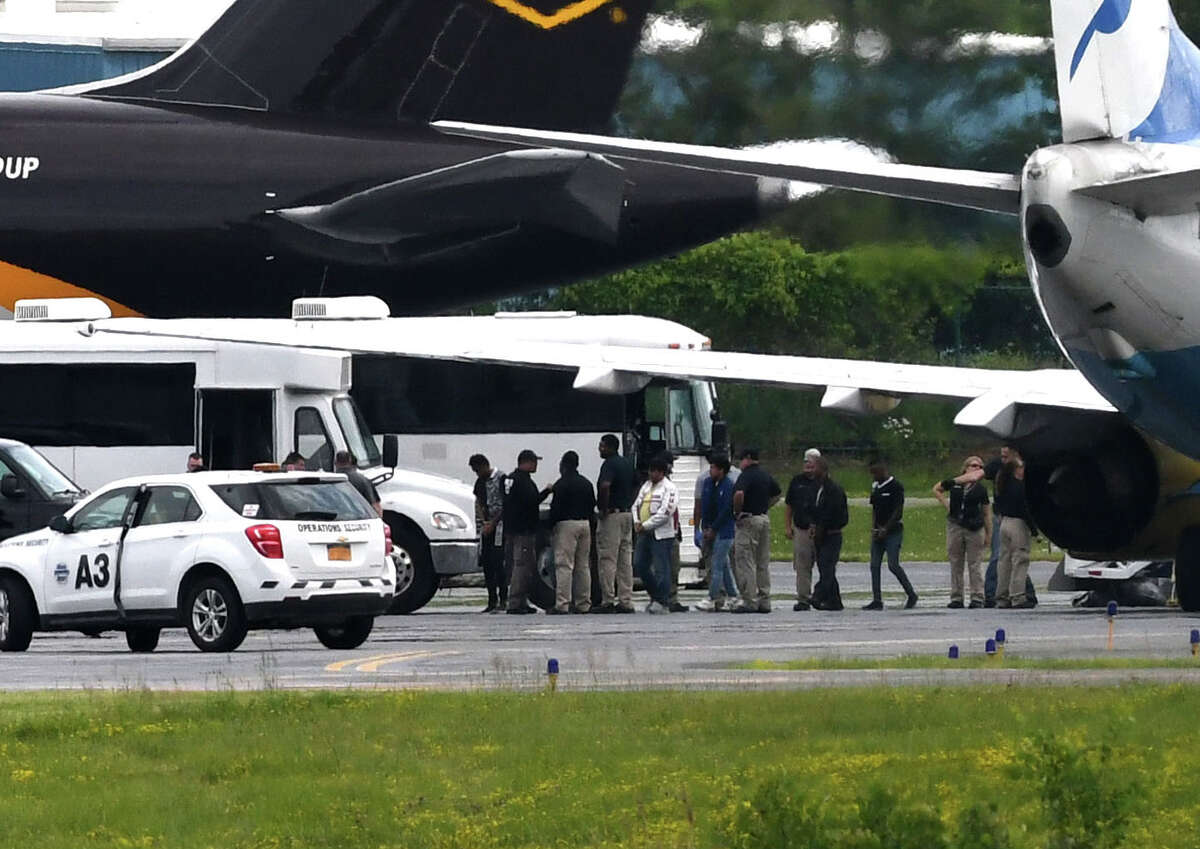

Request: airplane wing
left=86, top=315, right=1112, bottom=439
left=432, top=120, right=1023, bottom=216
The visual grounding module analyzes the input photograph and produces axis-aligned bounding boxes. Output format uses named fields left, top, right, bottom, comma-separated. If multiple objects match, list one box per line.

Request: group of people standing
left=934, top=445, right=1039, bottom=609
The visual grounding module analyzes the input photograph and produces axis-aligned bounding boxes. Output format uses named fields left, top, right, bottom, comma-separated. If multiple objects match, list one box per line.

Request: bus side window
left=295, top=407, right=333, bottom=472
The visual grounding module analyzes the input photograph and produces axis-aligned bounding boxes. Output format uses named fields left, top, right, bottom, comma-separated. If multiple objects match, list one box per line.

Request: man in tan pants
left=934, top=456, right=991, bottom=608
left=731, top=447, right=781, bottom=613
left=594, top=434, right=636, bottom=613
left=996, top=516, right=1032, bottom=608
left=784, top=449, right=820, bottom=610
left=547, top=451, right=595, bottom=614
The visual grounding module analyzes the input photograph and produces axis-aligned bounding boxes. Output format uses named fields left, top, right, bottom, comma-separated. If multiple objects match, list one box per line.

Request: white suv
left=0, top=471, right=394, bottom=653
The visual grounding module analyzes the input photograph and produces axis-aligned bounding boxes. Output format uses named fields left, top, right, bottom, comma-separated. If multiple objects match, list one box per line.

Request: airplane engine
left=1017, top=417, right=1200, bottom=609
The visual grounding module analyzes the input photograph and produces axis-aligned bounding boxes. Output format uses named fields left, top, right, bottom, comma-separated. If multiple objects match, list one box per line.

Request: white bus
left=0, top=299, right=480, bottom=613
left=346, top=312, right=728, bottom=578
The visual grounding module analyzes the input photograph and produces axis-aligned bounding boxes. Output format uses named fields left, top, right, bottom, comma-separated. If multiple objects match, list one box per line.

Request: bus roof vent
left=13, top=297, right=112, bottom=322
left=292, top=296, right=389, bottom=321
left=494, top=311, right=577, bottom=319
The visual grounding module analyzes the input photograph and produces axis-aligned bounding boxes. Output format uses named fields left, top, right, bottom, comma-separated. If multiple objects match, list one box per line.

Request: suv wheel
left=125, top=627, right=161, bottom=653
left=184, top=575, right=247, bottom=652
left=0, top=575, right=34, bottom=652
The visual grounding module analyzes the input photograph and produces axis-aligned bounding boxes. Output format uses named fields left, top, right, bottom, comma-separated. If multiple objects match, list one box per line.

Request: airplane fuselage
left=0, top=93, right=784, bottom=317
left=1022, top=139, right=1200, bottom=460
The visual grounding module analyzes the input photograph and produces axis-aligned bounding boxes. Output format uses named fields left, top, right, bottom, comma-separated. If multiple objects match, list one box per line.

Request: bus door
left=197, top=389, right=275, bottom=470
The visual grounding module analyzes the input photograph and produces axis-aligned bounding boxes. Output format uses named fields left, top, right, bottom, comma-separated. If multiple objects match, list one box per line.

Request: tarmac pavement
left=7, top=561, right=1200, bottom=692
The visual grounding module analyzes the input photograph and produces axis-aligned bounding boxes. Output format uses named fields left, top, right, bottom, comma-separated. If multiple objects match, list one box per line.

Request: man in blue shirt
left=695, top=455, right=740, bottom=612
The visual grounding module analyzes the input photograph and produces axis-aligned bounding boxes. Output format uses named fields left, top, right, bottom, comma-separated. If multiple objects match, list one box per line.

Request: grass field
left=740, top=655, right=1200, bottom=670
left=1, top=687, right=1198, bottom=848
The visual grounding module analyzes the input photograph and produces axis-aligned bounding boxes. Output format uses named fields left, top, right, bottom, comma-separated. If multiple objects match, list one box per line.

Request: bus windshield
left=666, top=381, right=715, bottom=452
left=333, top=397, right=382, bottom=469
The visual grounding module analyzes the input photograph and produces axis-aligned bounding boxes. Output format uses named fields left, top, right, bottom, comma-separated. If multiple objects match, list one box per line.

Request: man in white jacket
left=632, top=456, right=678, bottom=614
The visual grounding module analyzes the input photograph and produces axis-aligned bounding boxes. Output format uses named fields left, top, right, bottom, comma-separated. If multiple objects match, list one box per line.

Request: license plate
left=327, top=543, right=351, bottom=562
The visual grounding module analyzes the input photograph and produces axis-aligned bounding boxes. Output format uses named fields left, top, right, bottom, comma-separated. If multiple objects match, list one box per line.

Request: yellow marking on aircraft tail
left=0, top=260, right=141, bottom=317
left=484, top=0, right=615, bottom=30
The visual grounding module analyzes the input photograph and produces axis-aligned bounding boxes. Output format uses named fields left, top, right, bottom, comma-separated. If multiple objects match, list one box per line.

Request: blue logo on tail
left=1071, top=0, right=1134, bottom=79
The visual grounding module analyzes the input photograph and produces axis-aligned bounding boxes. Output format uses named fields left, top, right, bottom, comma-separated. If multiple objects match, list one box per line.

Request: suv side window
left=72, top=487, right=137, bottom=532
left=138, top=486, right=202, bottom=527
left=295, top=407, right=333, bottom=472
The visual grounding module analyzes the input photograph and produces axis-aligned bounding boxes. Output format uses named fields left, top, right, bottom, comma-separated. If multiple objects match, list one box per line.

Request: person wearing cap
left=547, top=450, right=596, bottom=614
left=692, top=456, right=740, bottom=607
left=469, top=453, right=507, bottom=614
left=659, top=451, right=689, bottom=613
left=632, top=455, right=679, bottom=613
left=503, top=449, right=542, bottom=614
left=594, top=434, right=637, bottom=613
left=695, top=454, right=739, bottom=611
left=784, top=448, right=821, bottom=611
left=731, top=447, right=781, bottom=613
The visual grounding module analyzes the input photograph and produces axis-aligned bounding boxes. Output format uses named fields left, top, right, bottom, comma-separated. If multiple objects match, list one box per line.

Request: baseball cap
left=517, top=449, right=542, bottom=464
left=739, top=447, right=760, bottom=461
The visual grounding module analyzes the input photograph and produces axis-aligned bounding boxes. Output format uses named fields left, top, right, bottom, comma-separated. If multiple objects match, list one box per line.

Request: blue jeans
left=634, top=532, right=672, bottom=604
left=708, top=536, right=738, bottom=601
left=985, top=516, right=1037, bottom=603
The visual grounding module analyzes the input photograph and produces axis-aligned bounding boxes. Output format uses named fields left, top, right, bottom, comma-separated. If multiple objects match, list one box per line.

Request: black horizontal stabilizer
left=275, top=149, right=626, bottom=245
left=80, top=0, right=651, bottom=132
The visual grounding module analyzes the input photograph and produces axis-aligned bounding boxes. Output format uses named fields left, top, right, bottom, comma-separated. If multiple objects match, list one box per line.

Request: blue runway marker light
left=948, top=644, right=959, bottom=660
left=547, top=657, right=559, bottom=693
left=986, top=638, right=997, bottom=657
left=995, top=628, right=1006, bottom=645
left=1106, top=601, right=1117, bottom=651
left=1107, top=600, right=1119, bottom=618
left=1191, top=630, right=1199, bottom=657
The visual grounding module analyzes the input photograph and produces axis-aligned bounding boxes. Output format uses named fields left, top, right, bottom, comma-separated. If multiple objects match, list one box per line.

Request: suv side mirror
left=1, top=474, right=26, bottom=500
left=382, top=434, right=399, bottom=469
left=49, top=514, right=73, bottom=534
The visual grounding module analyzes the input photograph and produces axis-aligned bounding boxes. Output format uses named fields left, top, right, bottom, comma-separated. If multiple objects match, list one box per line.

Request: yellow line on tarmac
left=325, top=653, right=399, bottom=672
left=358, top=651, right=460, bottom=672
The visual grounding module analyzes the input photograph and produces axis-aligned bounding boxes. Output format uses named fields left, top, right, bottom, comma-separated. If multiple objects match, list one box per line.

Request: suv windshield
left=333, top=397, right=381, bottom=469
left=5, top=444, right=83, bottom=497
left=211, top=480, right=375, bottom=522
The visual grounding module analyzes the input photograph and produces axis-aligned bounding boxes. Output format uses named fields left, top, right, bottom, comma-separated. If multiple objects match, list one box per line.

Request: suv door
left=42, top=487, right=136, bottom=618
left=119, top=485, right=203, bottom=613
left=0, top=452, right=31, bottom=541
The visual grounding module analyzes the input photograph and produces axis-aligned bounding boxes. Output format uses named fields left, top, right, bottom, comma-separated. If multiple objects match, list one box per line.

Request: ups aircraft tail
left=1052, top=0, right=1200, bottom=143
left=73, top=0, right=651, bottom=131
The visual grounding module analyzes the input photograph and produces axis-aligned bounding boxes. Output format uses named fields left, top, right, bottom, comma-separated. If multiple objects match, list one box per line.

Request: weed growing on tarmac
left=0, top=687, right=1190, bottom=847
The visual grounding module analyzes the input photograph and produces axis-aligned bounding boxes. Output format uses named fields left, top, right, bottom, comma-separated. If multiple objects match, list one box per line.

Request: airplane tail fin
left=74, top=0, right=650, bottom=132
left=1053, top=0, right=1200, bottom=143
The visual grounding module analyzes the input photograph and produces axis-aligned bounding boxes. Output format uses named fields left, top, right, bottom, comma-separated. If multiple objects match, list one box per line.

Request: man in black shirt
left=503, top=448, right=542, bottom=614
left=865, top=459, right=918, bottom=610
left=934, top=456, right=991, bottom=608
left=809, top=456, right=847, bottom=611
left=731, top=447, right=781, bottom=613
left=335, top=450, right=381, bottom=517
left=547, top=450, right=596, bottom=614
left=784, top=448, right=821, bottom=610
left=594, top=434, right=636, bottom=613
left=994, top=454, right=1038, bottom=608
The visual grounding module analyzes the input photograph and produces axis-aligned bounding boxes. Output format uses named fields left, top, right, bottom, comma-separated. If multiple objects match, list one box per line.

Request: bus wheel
left=388, top=525, right=437, bottom=614
left=528, top=545, right=557, bottom=611
left=314, top=616, right=374, bottom=649
left=1176, top=529, right=1200, bottom=612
